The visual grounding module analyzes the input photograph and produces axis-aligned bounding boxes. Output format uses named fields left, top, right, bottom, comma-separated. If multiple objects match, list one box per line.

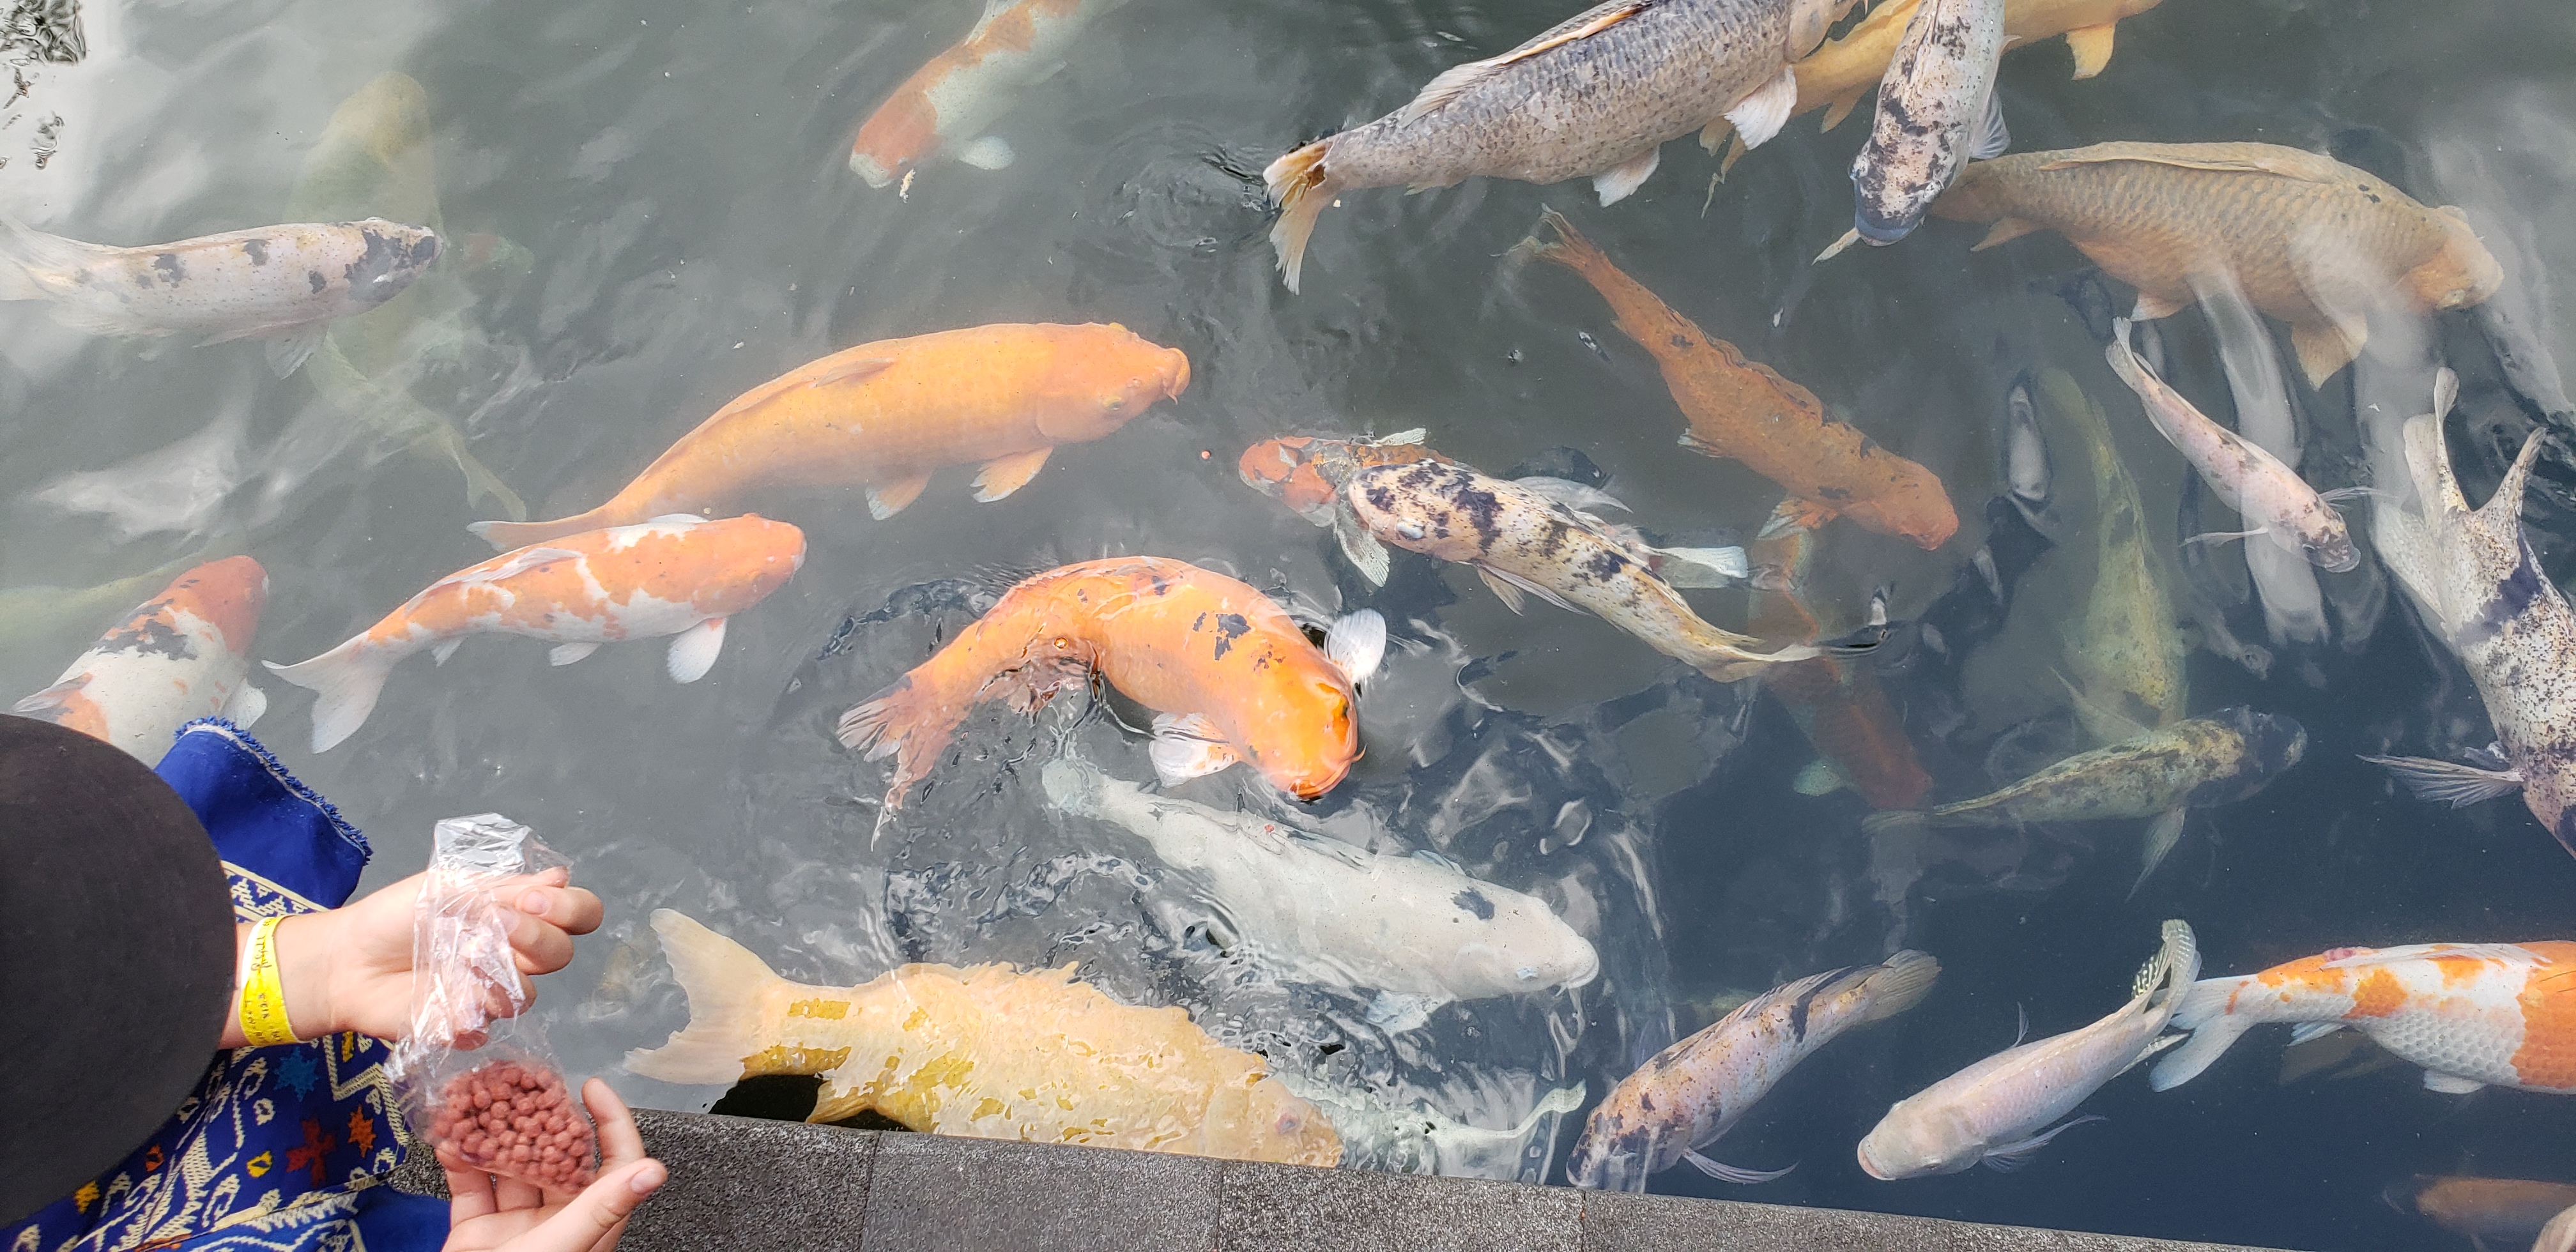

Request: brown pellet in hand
left=425, top=1060, right=598, bottom=1189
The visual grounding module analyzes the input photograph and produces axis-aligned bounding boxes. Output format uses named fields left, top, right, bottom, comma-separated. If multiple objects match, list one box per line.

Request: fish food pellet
left=425, top=1060, right=597, bottom=1189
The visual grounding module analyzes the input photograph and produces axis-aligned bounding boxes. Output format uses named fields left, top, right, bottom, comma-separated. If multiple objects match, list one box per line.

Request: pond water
left=3, top=0, right=2573, bottom=1246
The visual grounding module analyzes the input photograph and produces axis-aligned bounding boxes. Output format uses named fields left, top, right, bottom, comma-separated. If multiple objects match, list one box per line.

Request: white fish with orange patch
left=849, top=0, right=1131, bottom=189
left=2149, top=941, right=2576, bottom=1097
left=12, top=555, right=270, bottom=765
left=265, top=515, right=806, bottom=752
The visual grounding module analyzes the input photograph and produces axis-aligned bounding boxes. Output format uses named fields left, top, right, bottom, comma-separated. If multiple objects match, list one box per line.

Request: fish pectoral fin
left=1477, top=565, right=1529, bottom=615
left=2131, top=808, right=2188, bottom=899
left=1148, top=714, right=1239, bottom=784
left=1820, top=91, right=1864, bottom=132
left=1333, top=508, right=1393, bottom=586
left=1792, top=758, right=1850, bottom=797
left=666, top=616, right=728, bottom=683
left=2062, top=23, right=2118, bottom=79
left=2131, top=291, right=2188, bottom=320
left=433, top=546, right=586, bottom=592
left=1476, top=562, right=1578, bottom=614
left=1512, top=476, right=1629, bottom=515
left=1591, top=147, right=1662, bottom=208
left=1399, top=3, right=1646, bottom=125
left=1775, top=496, right=1841, bottom=531
left=1655, top=546, right=1749, bottom=588
left=1363, top=991, right=1446, bottom=1034
left=1968, top=88, right=2011, bottom=162
left=1978, top=1115, right=2107, bottom=1172
left=2287, top=1021, right=2345, bottom=1046
left=2422, top=1070, right=2485, bottom=1095
left=866, top=473, right=933, bottom=520
left=2184, top=527, right=2269, bottom=547
left=807, top=356, right=897, bottom=388
left=2288, top=321, right=2364, bottom=390
left=1676, top=429, right=1730, bottom=459
left=1324, top=609, right=1387, bottom=686
left=955, top=135, right=1017, bottom=172
left=431, top=637, right=466, bottom=666
left=1972, top=217, right=2044, bottom=252
left=971, top=447, right=1053, bottom=503
left=1813, top=229, right=1864, bottom=265
left=1724, top=65, right=1800, bottom=151
left=2053, top=669, right=2153, bottom=743
left=263, top=323, right=328, bottom=378
left=220, top=682, right=268, bottom=729
left=1682, top=1152, right=1796, bottom=1185
left=548, top=641, right=602, bottom=667
left=1697, top=118, right=1735, bottom=155
left=2358, top=753, right=2526, bottom=807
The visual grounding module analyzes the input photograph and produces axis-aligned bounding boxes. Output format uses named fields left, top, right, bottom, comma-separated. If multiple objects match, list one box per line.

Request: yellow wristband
left=238, top=916, right=303, bottom=1048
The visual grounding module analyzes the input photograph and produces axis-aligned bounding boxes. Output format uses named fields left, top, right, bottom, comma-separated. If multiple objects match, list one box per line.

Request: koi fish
left=2542, top=1202, right=2576, bottom=1252
left=1519, top=210, right=1958, bottom=549
left=1270, top=1074, right=1586, bottom=1180
left=2365, top=372, right=2576, bottom=860
left=1343, top=460, right=1813, bottom=683
left=1569, top=950, right=1939, bottom=1191
left=2104, top=319, right=2358, bottom=572
left=0, top=213, right=438, bottom=377
left=850, top=0, right=1131, bottom=188
left=1929, top=142, right=2503, bottom=387
left=470, top=323, right=1188, bottom=548
left=1863, top=708, right=2305, bottom=893
left=12, top=556, right=270, bottom=765
left=266, top=514, right=806, bottom=752
left=1263, top=0, right=1855, bottom=291
left=2149, top=942, right=2576, bottom=1096
left=1039, top=758, right=1599, bottom=1032
left=835, top=557, right=1380, bottom=808
left=626, top=910, right=1342, bottom=1165
left=1827, top=0, right=2008, bottom=255
left=2049, top=366, right=2186, bottom=745
left=2386, top=1175, right=2576, bottom=1246
left=1859, top=920, right=2196, bottom=1178
left=1748, top=517, right=1933, bottom=809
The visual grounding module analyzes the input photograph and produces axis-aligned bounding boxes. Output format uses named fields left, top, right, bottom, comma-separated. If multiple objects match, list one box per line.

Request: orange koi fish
left=471, top=323, right=1188, bottom=549
left=1517, top=210, right=1958, bottom=549
left=1748, top=518, right=1931, bottom=809
left=835, top=557, right=1381, bottom=808
left=268, top=515, right=806, bottom=752
left=2150, top=942, right=2576, bottom=1096
left=2386, top=1175, right=2576, bottom=1247
left=850, top=0, right=1133, bottom=190
left=12, top=556, right=269, bottom=765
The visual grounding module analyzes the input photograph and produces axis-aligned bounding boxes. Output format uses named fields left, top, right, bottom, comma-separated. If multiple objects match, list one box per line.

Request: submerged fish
left=1521, top=211, right=1957, bottom=549
left=1930, top=143, right=2503, bottom=387
left=1830, top=0, right=2008, bottom=254
left=471, top=323, right=1188, bottom=548
left=12, top=556, right=270, bottom=765
left=1263, top=0, right=1853, bottom=290
left=0, top=213, right=438, bottom=377
left=2104, top=319, right=2358, bottom=572
left=1342, top=459, right=1816, bottom=683
left=266, top=514, right=806, bottom=752
left=1749, top=517, right=1933, bottom=809
left=1568, top=950, right=1939, bottom=1191
left=2150, top=942, right=2576, bottom=1096
left=836, top=557, right=1380, bottom=808
left=626, top=910, right=1342, bottom=1165
left=2386, top=1175, right=2576, bottom=1246
left=850, top=0, right=1130, bottom=188
left=0, top=542, right=239, bottom=650
left=2542, top=1202, right=2576, bottom=1252
left=2048, top=366, right=2188, bottom=745
left=1271, top=1074, right=1585, bottom=1179
left=1039, top=758, right=1598, bottom=1030
left=2366, top=372, right=2576, bottom=859
left=1859, top=920, right=2196, bottom=1179
left=1862, top=708, right=2305, bottom=892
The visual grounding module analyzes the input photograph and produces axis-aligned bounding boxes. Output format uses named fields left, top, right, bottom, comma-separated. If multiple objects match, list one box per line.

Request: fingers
left=500, top=1159, right=666, bottom=1252
left=493, top=1172, right=548, bottom=1214
left=441, top=1145, right=502, bottom=1222
left=500, top=886, right=603, bottom=977
left=583, top=1078, right=648, bottom=1170
left=518, top=883, right=603, bottom=938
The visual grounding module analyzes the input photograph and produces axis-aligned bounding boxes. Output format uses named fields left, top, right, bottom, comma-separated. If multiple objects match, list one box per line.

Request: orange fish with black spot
left=2150, top=942, right=2576, bottom=1097
left=471, top=323, right=1188, bottom=549
left=835, top=556, right=1381, bottom=809
left=12, top=556, right=270, bottom=765
left=850, top=0, right=1134, bottom=190
left=1517, top=210, right=1957, bottom=549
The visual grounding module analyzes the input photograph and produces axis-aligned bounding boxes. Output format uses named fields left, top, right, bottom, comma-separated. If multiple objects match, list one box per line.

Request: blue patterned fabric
left=3, top=720, right=449, bottom=1252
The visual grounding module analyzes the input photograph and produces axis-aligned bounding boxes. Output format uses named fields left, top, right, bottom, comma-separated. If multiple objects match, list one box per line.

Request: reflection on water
left=3, top=0, right=2575, bottom=1245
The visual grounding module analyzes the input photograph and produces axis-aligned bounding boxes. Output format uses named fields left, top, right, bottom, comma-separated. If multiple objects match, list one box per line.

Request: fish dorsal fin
left=2322, top=943, right=2534, bottom=970
left=431, top=546, right=585, bottom=592
left=2471, top=429, right=2549, bottom=540
left=1397, top=2, right=1646, bottom=125
left=2038, top=142, right=2350, bottom=185
left=806, top=356, right=897, bottom=388
left=965, top=0, right=1016, bottom=44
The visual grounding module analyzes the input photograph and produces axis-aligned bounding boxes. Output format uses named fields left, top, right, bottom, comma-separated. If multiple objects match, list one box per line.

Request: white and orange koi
left=2149, top=942, right=2576, bottom=1097
left=850, top=0, right=1131, bottom=190
left=12, top=555, right=270, bottom=765
left=266, top=515, right=806, bottom=752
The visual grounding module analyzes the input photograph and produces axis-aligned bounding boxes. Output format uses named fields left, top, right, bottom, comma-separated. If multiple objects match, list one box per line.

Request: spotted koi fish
left=266, top=515, right=806, bottom=752
left=835, top=556, right=1381, bottom=809
left=12, top=556, right=269, bottom=765
left=0, top=213, right=438, bottom=376
left=2149, top=941, right=2576, bottom=1097
left=1238, top=430, right=1456, bottom=584
left=851, top=0, right=1133, bottom=190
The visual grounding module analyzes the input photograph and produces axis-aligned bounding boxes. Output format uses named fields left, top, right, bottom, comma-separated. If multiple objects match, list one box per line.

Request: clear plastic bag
left=390, top=813, right=599, bottom=1191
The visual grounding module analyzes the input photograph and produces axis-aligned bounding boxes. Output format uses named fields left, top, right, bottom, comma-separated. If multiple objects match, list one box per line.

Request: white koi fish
left=1821, top=0, right=2008, bottom=258
left=12, top=556, right=270, bottom=765
left=849, top=0, right=1133, bottom=189
left=1271, top=1073, right=1587, bottom=1179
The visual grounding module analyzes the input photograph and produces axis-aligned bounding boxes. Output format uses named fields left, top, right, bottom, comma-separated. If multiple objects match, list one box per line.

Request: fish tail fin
left=2148, top=984, right=2257, bottom=1092
left=834, top=671, right=968, bottom=814
left=1521, top=206, right=1604, bottom=273
left=1263, top=140, right=1338, bottom=293
left=263, top=637, right=401, bottom=752
left=468, top=507, right=614, bottom=551
left=1853, top=949, right=1942, bottom=1023
left=622, top=910, right=786, bottom=1085
left=455, top=450, right=529, bottom=523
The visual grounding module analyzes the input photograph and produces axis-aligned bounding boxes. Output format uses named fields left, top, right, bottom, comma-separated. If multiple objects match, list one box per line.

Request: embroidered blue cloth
left=4, top=719, right=449, bottom=1252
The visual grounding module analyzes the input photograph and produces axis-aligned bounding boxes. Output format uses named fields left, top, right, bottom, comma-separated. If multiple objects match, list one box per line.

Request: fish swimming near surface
left=1519, top=211, right=1958, bottom=549
left=626, top=909, right=1343, bottom=1165
left=1040, top=758, right=1599, bottom=1031
left=836, top=557, right=1381, bottom=809
left=0, top=541, right=241, bottom=652
left=1568, top=950, right=1939, bottom=1191
left=2384, top=1175, right=2576, bottom=1248
left=1342, top=459, right=1818, bottom=683
left=2049, top=366, right=2187, bottom=745
left=2365, top=372, right=2576, bottom=860
left=1862, top=707, right=2306, bottom=893
left=12, top=555, right=270, bottom=765
left=2150, top=941, right=2576, bottom=1097
left=850, top=0, right=1131, bottom=189
left=470, top=323, right=1188, bottom=548
left=1748, top=516, right=1933, bottom=809
left=1271, top=1074, right=1586, bottom=1179
left=2104, top=319, right=2359, bottom=572
left=0, top=213, right=438, bottom=377
left=1262, top=0, right=1855, bottom=290
left=1858, top=920, right=2196, bottom=1179
left=266, top=514, right=806, bottom=752
left=1929, top=142, right=2504, bottom=387
left=1821, top=0, right=2008, bottom=257
left=2540, top=1201, right=2576, bottom=1252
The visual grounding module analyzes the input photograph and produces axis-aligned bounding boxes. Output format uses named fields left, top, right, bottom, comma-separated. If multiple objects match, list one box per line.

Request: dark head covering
left=0, top=715, right=234, bottom=1225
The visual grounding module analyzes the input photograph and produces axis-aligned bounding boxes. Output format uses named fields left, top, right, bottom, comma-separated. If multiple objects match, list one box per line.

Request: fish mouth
left=850, top=151, right=899, bottom=188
